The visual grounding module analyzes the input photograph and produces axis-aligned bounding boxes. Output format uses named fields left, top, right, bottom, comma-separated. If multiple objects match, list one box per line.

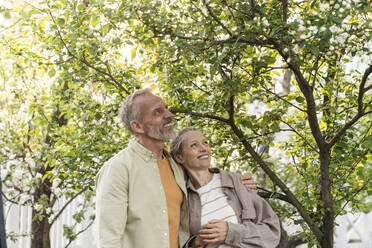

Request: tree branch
left=151, top=24, right=271, bottom=46
left=359, top=64, right=372, bottom=102
left=170, top=108, right=229, bottom=123
left=335, top=179, right=370, bottom=218
left=282, top=0, right=288, bottom=23
left=261, top=85, right=306, bottom=113
left=249, top=0, right=256, bottom=19
left=288, top=236, right=307, bottom=248
left=231, top=123, right=323, bottom=240
left=50, top=188, right=87, bottom=226
left=281, top=120, right=319, bottom=153
left=328, top=64, right=372, bottom=147
left=64, top=218, right=95, bottom=248
left=1, top=191, right=20, bottom=205
left=202, top=0, right=233, bottom=36
left=338, top=149, right=370, bottom=189
left=228, top=95, right=235, bottom=122
left=257, top=187, right=292, bottom=204
left=222, top=0, right=239, bottom=26
left=274, top=43, right=326, bottom=151
left=225, top=89, right=323, bottom=240
left=221, top=149, right=233, bottom=171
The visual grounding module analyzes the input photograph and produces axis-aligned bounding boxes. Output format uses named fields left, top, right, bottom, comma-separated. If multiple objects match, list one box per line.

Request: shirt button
left=164, top=233, right=168, bottom=236
left=162, top=209, right=166, bottom=213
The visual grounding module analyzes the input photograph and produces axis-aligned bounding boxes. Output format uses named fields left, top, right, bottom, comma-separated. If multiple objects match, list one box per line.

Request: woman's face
left=176, top=130, right=211, bottom=171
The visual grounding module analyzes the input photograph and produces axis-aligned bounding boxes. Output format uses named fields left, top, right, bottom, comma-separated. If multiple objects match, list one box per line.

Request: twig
left=281, top=120, right=319, bottom=153
left=202, top=0, right=233, bottom=36
left=170, top=108, right=229, bottom=123
left=50, top=188, right=87, bottom=226
left=335, top=179, right=370, bottom=218
left=257, top=187, right=292, bottom=204
left=64, top=218, right=95, bottom=248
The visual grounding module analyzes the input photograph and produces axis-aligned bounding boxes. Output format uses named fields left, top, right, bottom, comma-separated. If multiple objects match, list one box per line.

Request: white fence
left=335, top=212, right=372, bottom=248
left=5, top=197, right=96, bottom=248
left=4, top=198, right=372, bottom=248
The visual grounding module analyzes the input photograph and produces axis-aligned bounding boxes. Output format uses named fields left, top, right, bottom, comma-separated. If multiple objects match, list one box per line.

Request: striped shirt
left=196, top=173, right=238, bottom=248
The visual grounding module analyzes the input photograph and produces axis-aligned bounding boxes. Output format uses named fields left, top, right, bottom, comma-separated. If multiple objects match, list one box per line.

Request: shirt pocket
left=241, top=207, right=256, bottom=223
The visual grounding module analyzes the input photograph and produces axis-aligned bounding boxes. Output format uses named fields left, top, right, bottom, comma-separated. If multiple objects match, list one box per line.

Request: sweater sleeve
left=224, top=174, right=281, bottom=248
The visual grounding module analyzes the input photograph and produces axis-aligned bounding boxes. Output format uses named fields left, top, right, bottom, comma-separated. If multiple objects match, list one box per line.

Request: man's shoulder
left=103, top=144, right=136, bottom=168
left=95, top=146, right=134, bottom=187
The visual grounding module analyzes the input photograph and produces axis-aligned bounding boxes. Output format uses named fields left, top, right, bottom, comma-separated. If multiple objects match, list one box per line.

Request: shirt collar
left=186, top=168, right=234, bottom=191
left=129, top=139, right=175, bottom=162
left=129, top=139, right=159, bottom=162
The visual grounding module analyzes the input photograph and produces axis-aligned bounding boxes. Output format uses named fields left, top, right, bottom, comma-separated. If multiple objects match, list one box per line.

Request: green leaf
left=48, top=68, right=56, bottom=77
left=295, top=96, right=305, bottom=103
left=57, top=18, right=65, bottom=26
left=112, top=37, right=121, bottom=45
left=90, top=15, right=100, bottom=27
left=131, top=47, right=137, bottom=60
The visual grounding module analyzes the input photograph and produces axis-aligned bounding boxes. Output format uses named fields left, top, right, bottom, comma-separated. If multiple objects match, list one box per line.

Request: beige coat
left=185, top=168, right=280, bottom=248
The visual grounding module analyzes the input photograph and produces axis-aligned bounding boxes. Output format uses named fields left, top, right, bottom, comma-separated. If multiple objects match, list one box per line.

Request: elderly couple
left=95, top=89, right=280, bottom=248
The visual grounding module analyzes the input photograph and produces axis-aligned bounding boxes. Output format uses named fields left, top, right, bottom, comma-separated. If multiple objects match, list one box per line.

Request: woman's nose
left=200, top=144, right=208, bottom=151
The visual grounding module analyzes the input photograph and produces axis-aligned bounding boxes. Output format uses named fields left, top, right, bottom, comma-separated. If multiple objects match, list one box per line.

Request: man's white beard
left=146, top=123, right=176, bottom=141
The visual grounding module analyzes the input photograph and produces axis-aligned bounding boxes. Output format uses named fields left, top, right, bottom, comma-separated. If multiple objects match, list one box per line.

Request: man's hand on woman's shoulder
left=237, top=170, right=257, bottom=191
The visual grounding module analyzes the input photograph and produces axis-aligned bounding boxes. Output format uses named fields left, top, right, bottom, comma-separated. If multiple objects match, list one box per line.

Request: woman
left=170, top=127, right=280, bottom=248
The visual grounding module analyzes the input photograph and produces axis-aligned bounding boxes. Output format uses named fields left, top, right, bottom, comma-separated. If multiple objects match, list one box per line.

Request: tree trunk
left=31, top=214, right=51, bottom=248
left=31, top=182, right=52, bottom=248
left=0, top=180, right=7, bottom=248
left=31, top=82, right=67, bottom=248
left=276, top=221, right=289, bottom=248
left=320, top=150, right=334, bottom=247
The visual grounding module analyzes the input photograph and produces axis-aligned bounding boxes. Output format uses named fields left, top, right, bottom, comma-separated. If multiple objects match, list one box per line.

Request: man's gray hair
left=119, top=88, right=152, bottom=135
left=170, top=127, right=200, bottom=159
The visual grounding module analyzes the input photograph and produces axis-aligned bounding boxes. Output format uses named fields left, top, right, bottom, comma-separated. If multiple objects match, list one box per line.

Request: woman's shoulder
left=219, top=169, right=243, bottom=183
left=218, top=169, right=249, bottom=192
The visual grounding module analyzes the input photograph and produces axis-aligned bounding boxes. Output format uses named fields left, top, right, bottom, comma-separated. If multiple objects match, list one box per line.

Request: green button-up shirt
left=95, top=140, right=189, bottom=248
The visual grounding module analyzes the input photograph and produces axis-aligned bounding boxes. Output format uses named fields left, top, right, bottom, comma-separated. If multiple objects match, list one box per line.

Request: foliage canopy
left=1, top=0, right=371, bottom=247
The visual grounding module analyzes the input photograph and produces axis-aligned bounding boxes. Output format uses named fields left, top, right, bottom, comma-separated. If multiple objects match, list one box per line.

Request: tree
left=2, top=0, right=371, bottom=247
left=0, top=1, right=130, bottom=247
left=119, top=0, right=371, bottom=246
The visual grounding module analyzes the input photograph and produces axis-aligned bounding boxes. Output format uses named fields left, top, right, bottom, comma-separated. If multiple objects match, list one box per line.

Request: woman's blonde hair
left=170, top=127, right=200, bottom=160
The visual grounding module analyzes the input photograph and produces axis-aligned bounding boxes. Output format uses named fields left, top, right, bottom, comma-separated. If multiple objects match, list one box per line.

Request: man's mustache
left=162, top=118, right=173, bottom=127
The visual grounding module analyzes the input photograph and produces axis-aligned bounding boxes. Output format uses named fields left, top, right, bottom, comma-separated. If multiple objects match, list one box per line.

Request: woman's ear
left=174, top=154, right=184, bottom=164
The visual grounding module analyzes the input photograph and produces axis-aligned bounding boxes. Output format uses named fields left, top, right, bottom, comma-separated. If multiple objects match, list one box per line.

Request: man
left=95, top=89, right=256, bottom=248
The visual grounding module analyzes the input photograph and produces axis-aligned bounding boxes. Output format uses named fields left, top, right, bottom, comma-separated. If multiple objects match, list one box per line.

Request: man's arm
left=95, top=162, right=129, bottom=248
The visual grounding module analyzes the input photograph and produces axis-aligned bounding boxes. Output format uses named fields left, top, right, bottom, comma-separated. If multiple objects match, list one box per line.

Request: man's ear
left=130, top=120, right=145, bottom=134
left=174, top=154, right=184, bottom=164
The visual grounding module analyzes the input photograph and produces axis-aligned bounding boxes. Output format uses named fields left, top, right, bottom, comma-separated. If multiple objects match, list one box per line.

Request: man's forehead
left=135, top=93, right=166, bottom=109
